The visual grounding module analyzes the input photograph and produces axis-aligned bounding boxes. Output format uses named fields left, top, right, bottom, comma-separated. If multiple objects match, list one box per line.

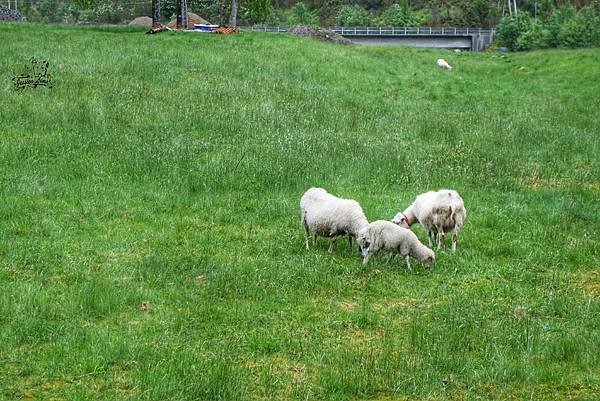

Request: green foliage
left=93, top=1, right=125, bottom=23
left=498, top=4, right=600, bottom=51
left=288, top=2, right=319, bottom=25
left=336, top=4, right=373, bottom=27
left=462, top=0, right=498, bottom=27
left=382, top=2, right=420, bottom=27
left=240, top=0, right=273, bottom=24
left=515, top=19, right=550, bottom=50
left=496, top=13, right=532, bottom=51
left=56, top=2, right=80, bottom=23
left=78, top=8, right=95, bottom=22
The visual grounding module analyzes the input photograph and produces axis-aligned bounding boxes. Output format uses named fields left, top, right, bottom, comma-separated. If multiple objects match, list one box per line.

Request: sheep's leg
left=427, top=231, right=434, bottom=248
left=312, top=234, right=317, bottom=246
left=348, top=235, right=353, bottom=250
left=303, top=224, right=310, bottom=250
left=386, top=252, right=396, bottom=264
left=451, top=228, right=458, bottom=253
left=363, top=253, right=371, bottom=265
left=328, top=236, right=337, bottom=253
left=437, top=227, right=445, bottom=250
left=403, top=254, right=412, bottom=272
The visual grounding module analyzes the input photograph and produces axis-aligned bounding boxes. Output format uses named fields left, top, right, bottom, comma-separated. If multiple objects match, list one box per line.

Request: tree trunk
left=229, top=0, right=238, bottom=27
left=152, top=0, right=161, bottom=28
left=176, top=0, right=188, bottom=28
left=219, top=1, right=225, bottom=26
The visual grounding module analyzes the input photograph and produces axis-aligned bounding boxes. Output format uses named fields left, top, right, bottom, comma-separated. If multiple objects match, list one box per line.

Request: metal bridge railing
left=246, top=26, right=496, bottom=36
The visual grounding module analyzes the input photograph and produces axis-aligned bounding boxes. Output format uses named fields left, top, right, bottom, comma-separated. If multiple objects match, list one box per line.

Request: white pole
left=514, top=0, right=518, bottom=16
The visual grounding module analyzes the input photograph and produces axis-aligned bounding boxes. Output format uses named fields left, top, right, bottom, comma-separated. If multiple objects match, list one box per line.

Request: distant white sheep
left=437, top=58, right=452, bottom=69
left=357, top=220, right=434, bottom=270
left=392, top=189, right=466, bottom=252
left=300, top=187, right=369, bottom=252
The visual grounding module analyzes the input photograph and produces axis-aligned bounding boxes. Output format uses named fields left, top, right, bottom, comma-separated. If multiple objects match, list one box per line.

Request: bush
left=94, top=1, right=125, bottom=23
left=240, top=0, right=272, bottom=24
left=496, top=13, right=532, bottom=51
left=56, top=2, right=79, bottom=23
left=336, top=4, right=372, bottom=27
left=515, top=19, right=550, bottom=50
left=557, top=11, right=590, bottom=48
left=288, top=2, right=319, bottom=26
left=383, top=2, right=420, bottom=27
left=545, top=6, right=576, bottom=47
left=78, top=9, right=94, bottom=22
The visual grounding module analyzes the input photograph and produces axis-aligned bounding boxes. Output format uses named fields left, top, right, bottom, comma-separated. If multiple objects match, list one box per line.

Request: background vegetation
left=6, top=0, right=597, bottom=29
left=1, top=22, right=599, bottom=400
left=496, top=1, right=600, bottom=50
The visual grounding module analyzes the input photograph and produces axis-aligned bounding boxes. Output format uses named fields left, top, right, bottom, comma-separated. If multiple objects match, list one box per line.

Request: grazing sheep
left=437, top=58, right=452, bottom=69
left=357, top=220, right=434, bottom=270
left=300, top=187, right=369, bottom=252
left=392, top=189, right=466, bottom=252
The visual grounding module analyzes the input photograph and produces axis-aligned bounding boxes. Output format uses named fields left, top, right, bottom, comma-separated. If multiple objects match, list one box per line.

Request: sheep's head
left=391, top=212, right=410, bottom=229
left=357, top=227, right=370, bottom=257
left=422, top=248, right=435, bottom=265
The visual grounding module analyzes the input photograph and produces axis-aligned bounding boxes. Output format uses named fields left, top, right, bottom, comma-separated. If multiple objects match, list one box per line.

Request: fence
left=247, top=26, right=496, bottom=36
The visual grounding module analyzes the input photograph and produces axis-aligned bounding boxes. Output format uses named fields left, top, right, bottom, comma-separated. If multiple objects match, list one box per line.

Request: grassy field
left=0, top=23, right=599, bottom=400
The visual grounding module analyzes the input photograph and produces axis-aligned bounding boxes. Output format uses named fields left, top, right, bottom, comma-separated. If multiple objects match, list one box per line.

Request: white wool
left=392, top=189, right=466, bottom=252
left=437, top=58, right=452, bottom=69
left=357, top=220, right=434, bottom=269
left=300, top=187, right=369, bottom=252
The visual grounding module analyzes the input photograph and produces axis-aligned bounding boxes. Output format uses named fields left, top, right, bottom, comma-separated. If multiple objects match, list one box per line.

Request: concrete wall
left=344, top=34, right=492, bottom=51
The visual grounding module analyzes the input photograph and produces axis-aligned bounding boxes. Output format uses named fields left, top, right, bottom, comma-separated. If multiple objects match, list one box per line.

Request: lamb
left=392, top=189, right=466, bottom=252
left=300, top=187, right=369, bottom=252
left=437, top=58, right=452, bottom=69
left=357, top=220, right=434, bottom=270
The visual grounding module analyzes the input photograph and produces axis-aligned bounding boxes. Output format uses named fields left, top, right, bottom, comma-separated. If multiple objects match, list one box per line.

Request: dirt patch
left=287, top=25, right=352, bottom=45
left=337, top=300, right=358, bottom=311
left=129, top=16, right=152, bottom=27
left=576, top=270, right=600, bottom=299
left=167, top=12, right=210, bottom=29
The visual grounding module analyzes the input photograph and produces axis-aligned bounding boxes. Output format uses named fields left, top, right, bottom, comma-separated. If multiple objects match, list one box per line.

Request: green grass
left=0, top=22, right=599, bottom=400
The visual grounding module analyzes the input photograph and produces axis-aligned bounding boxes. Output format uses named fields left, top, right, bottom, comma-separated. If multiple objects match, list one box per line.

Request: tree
left=152, top=0, right=161, bottom=27
left=229, top=0, right=238, bottom=25
left=176, top=0, right=188, bottom=28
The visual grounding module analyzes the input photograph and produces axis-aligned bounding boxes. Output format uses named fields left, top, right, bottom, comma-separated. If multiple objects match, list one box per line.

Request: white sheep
left=357, top=220, right=434, bottom=270
left=437, top=58, right=452, bottom=69
left=392, top=189, right=466, bottom=252
left=300, top=187, right=369, bottom=252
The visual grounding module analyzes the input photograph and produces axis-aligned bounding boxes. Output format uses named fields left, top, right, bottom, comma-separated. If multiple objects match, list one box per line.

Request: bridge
left=248, top=26, right=496, bottom=51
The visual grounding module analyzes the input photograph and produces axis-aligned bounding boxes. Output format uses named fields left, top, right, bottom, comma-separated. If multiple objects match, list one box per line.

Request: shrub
left=383, top=2, right=420, bottom=27
left=240, top=0, right=272, bottom=24
left=336, top=4, right=372, bottom=27
left=515, top=19, right=550, bottom=50
left=557, top=11, right=590, bottom=48
left=288, top=2, right=319, bottom=26
left=545, top=6, right=576, bottom=47
left=94, top=1, right=125, bottom=23
left=496, top=13, right=532, bottom=51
